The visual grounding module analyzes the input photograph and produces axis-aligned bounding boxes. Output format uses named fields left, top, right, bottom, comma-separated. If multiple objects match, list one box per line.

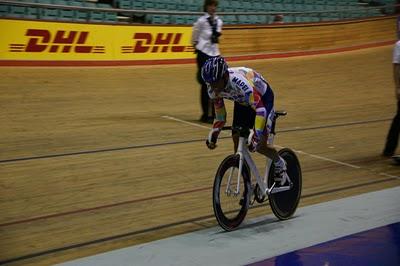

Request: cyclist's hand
left=248, top=133, right=258, bottom=153
left=206, top=128, right=221, bottom=150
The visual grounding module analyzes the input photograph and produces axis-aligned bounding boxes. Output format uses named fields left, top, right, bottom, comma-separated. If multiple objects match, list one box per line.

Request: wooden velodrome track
left=1, top=45, right=400, bottom=265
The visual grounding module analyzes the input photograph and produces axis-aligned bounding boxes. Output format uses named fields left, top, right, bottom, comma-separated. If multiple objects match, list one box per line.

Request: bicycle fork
left=225, top=138, right=246, bottom=197
left=225, top=164, right=241, bottom=196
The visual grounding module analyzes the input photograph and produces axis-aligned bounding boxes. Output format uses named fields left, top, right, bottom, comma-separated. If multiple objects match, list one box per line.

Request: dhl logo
left=9, top=29, right=105, bottom=54
left=121, top=33, right=194, bottom=53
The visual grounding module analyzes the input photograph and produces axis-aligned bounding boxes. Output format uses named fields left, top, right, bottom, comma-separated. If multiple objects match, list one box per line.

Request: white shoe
left=274, top=157, right=288, bottom=185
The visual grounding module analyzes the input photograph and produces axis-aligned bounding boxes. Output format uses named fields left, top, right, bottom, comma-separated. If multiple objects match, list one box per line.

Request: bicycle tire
left=213, top=154, right=251, bottom=231
left=268, top=148, right=302, bottom=220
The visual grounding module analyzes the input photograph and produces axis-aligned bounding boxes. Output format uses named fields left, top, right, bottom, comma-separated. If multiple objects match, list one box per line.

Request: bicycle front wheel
left=268, top=148, right=302, bottom=220
left=213, top=154, right=251, bottom=231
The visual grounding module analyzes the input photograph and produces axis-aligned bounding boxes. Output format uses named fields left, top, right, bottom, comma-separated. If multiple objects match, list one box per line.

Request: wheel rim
left=213, top=156, right=250, bottom=230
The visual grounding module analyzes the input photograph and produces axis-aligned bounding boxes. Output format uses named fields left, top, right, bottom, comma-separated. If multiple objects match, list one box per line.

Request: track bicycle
left=212, top=111, right=302, bottom=231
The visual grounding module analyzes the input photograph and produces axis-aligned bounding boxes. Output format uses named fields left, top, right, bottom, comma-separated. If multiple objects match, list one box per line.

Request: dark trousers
left=196, top=50, right=215, bottom=120
left=384, top=99, right=400, bottom=155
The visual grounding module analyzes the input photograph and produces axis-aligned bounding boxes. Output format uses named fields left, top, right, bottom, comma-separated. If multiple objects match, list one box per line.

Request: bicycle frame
left=227, top=133, right=292, bottom=197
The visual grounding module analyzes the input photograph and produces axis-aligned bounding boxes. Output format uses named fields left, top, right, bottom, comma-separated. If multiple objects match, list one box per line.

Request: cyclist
left=202, top=56, right=288, bottom=179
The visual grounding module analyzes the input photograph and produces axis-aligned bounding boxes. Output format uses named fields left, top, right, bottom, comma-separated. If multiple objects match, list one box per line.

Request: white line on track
left=161, top=115, right=211, bottom=130
left=161, top=115, right=231, bottom=135
left=161, top=115, right=399, bottom=179
left=379, top=172, right=400, bottom=180
left=295, top=150, right=361, bottom=169
left=161, top=115, right=361, bottom=168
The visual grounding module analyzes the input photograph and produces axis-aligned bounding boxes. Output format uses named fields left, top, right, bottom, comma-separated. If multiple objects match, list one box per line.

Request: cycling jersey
left=208, top=67, right=275, bottom=140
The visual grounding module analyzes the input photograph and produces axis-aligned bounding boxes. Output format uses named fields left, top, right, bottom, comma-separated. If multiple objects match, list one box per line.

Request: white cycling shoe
left=274, top=157, right=289, bottom=186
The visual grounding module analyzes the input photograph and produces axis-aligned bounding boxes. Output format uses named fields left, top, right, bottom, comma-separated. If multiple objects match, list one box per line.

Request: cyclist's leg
left=257, top=139, right=288, bottom=186
left=232, top=102, right=256, bottom=152
left=255, top=136, right=280, bottom=161
left=255, top=104, right=287, bottom=176
left=255, top=102, right=278, bottom=160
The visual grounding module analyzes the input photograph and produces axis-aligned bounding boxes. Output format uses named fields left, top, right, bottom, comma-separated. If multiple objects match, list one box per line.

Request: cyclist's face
left=209, top=74, right=227, bottom=94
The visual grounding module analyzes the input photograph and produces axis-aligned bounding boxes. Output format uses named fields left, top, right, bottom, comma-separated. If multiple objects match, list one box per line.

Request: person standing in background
left=383, top=39, right=400, bottom=164
left=272, top=14, right=284, bottom=24
left=192, top=0, right=223, bottom=123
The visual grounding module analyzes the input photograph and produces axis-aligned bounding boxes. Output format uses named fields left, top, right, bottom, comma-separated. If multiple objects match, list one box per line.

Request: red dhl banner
left=0, top=19, right=195, bottom=62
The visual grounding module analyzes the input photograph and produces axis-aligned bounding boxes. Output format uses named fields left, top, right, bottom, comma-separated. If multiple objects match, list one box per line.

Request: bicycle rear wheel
left=213, top=154, right=251, bottom=231
left=268, top=148, right=302, bottom=220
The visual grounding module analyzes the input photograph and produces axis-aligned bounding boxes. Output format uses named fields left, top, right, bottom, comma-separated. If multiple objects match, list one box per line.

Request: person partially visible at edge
left=202, top=56, right=289, bottom=179
left=383, top=40, right=400, bottom=164
left=273, top=14, right=284, bottom=24
left=192, top=0, right=223, bottom=123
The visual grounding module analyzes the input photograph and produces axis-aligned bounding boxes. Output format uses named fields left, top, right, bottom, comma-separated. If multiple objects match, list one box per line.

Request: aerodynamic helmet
left=201, top=56, right=228, bottom=84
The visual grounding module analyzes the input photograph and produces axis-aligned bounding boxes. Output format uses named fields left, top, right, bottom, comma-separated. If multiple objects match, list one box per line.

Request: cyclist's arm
left=213, top=97, right=226, bottom=129
left=208, top=87, right=226, bottom=129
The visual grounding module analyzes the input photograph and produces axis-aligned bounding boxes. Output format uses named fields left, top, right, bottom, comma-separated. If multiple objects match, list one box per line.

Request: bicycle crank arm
left=269, top=186, right=292, bottom=194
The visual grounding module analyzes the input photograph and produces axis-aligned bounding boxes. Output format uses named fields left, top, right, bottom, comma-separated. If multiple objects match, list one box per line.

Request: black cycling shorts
left=232, top=102, right=256, bottom=132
